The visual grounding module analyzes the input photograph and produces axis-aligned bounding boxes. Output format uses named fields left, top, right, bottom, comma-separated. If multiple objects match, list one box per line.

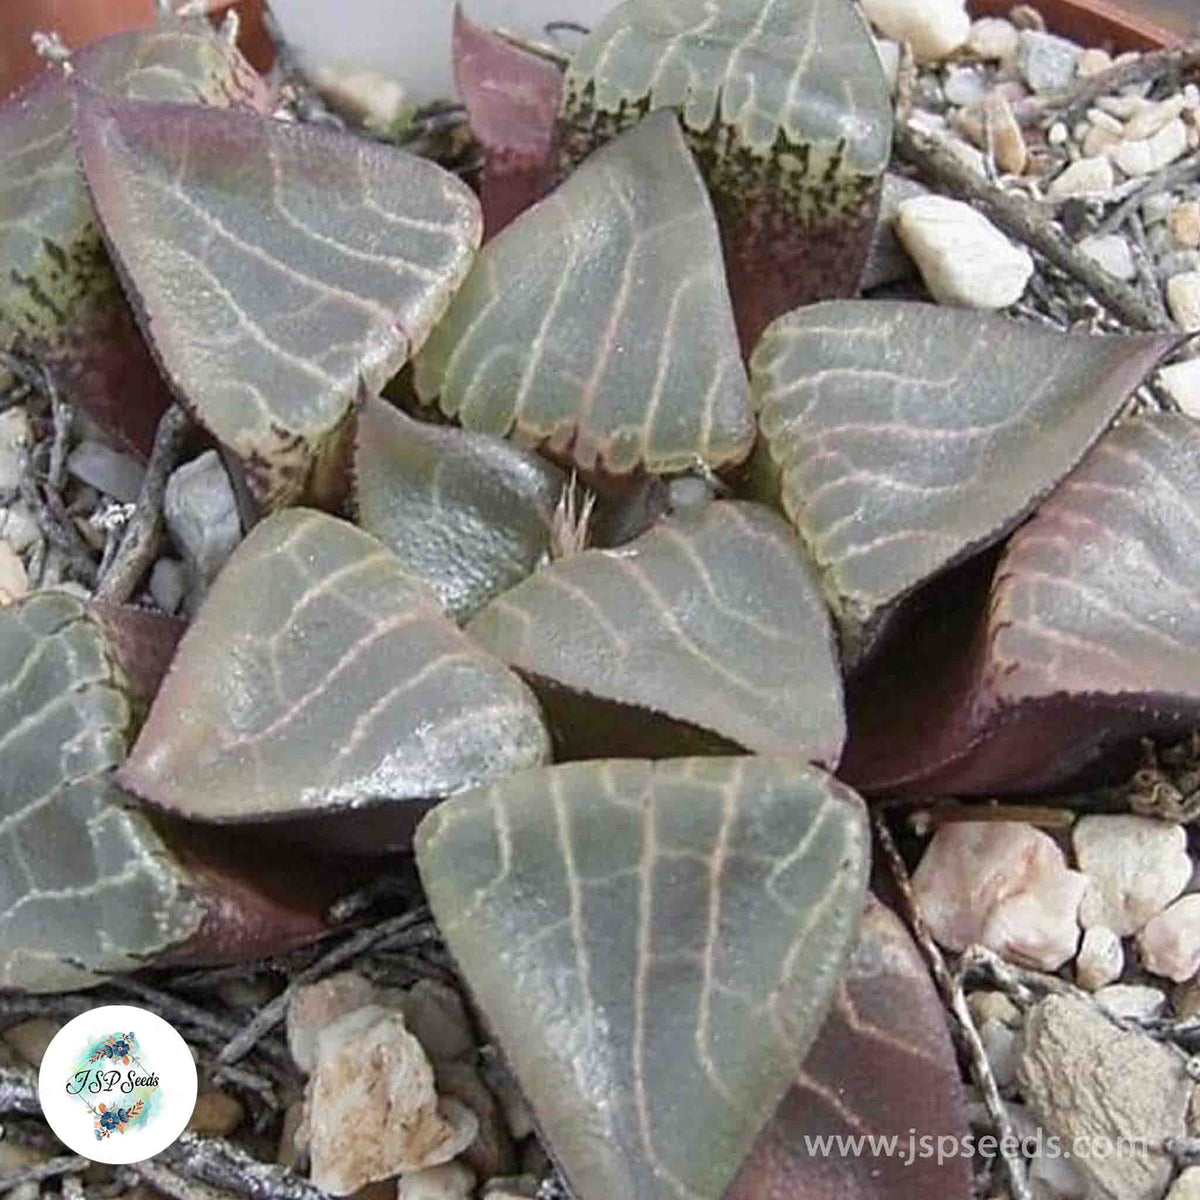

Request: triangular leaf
left=416, top=756, right=870, bottom=1200
left=119, top=509, right=550, bottom=849
left=841, top=414, right=1200, bottom=795
left=351, top=396, right=564, bottom=621
left=560, top=0, right=892, bottom=351
left=467, top=500, right=844, bottom=763
left=0, top=22, right=268, bottom=455
left=414, top=109, right=755, bottom=476
left=750, top=301, right=1177, bottom=669
left=452, top=5, right=562, bottom=239
left=76, top=95, right=482, bottom=507
left=0, top=590, right=340, bottom=990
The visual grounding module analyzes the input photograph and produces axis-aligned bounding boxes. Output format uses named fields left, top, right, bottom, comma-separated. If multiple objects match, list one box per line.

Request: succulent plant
left=0, top=1, right=1192, bottom=1197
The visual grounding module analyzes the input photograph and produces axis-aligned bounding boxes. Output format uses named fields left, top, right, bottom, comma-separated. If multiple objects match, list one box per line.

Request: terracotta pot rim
left=966, top=0, right=1187, bottom=52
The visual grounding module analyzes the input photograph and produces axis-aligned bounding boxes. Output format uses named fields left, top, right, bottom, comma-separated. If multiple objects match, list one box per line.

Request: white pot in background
left=268, top=0, right=614, bottom=106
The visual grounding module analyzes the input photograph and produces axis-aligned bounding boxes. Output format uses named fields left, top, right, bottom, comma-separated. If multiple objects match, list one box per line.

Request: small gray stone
left=1016, top=31, right=1081, bottom=94
left=862, top=173, right=927, bottom=291
left=67, top=440, right=145, bottom=503
left=1143, top=191, right=1178, bottom=225
left=1018, top=994, right=1189, bottom=1200
left=164, top=450, right=242, bottom=608
left=0, top=407, right=30, bottom=494
left=149, top=557, right=188, bottom=616
left=0, top=502, right=38, bottom=555
left=1077, top=234, right=1136, bottom=281
left=402, top=979, right=475, bottom=1063
left=1093, top=984, right=1167, bottom=1021
left=943, top=66, right=990, bottom=107
left=979, top=1018, right=1020, bottom=1089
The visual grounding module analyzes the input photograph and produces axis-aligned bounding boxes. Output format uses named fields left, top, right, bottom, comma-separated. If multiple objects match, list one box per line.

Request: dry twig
left=94, top=404, right=190, bottom=603
left=893, top=122, right=1179, bottom=335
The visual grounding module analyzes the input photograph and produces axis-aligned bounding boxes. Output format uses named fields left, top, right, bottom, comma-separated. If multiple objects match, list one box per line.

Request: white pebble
left=1047, top=156, right=1114, bottom=198
left=1170, top=200, right=1200, bottom=248
left=1158, top=358, right=1200, bottom=418
left=896, top=194, right=1033, bottom=309
left=1074, top=815, right=1192, bottom=936
left=1047, top=121, right=1068, bottom=145
left=1095, top=93, right=1148, bottom=120
left=398, top=1160, right=477, bottom=1200
left=1109, top=118, right=1189, bottom=176
left=1167, top=271, right=1200, bottom=331
left=860, top=0, right=970, bottom=62
left=0, top=540, right=28, bottom=606
left=1123, top=94, right=1187, bottom=142
left=1077, top=234, right=1136, bottom=281
left=1075, top=925, right=1124, bottom=991
left=967, top=16, right=1019, bottom=62
left=1075, top=47, right=1113, bottom=77
left=1138, top=894, right=1200, bottom=983
left=1142, top=192, right=1177, bottom=225
left=912, top=822, right=1086, bottom=970
left=1085, top=108, right=1124, bottom=136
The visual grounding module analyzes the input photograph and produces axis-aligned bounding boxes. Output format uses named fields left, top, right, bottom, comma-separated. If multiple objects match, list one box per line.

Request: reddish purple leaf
left=452, top=5, right=561, bottom=239
left=841, top=414, right=1200, bottom=796
left=726, top=895, right=974, bottom=1200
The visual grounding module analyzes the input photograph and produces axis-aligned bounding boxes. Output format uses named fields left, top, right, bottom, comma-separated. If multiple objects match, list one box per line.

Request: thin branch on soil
left=159, top=1133, right=331, bottom=1200
left=113, top=976, right=292, bottom=1071
left=127, top=1158, right=243, bottom=1200
left=216, top=907, right=435, bottom=1067
left=873, top=812, right=1033, bottom=1200
left=94, top=404, right=190, bottom=603
left=892, top=121, right=1180, bottom=334
left=1094, top=151, right=1200, bottom=239
left=0, top=1156, right=89, bottom=1192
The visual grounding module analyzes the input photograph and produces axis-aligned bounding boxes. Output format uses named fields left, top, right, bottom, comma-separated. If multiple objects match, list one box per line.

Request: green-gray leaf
left=467, top=500, right=844, bottom=763
left=118, top=509, right=550, bottom=850
left=416, top=756, right=869, bottom=1200
left=0, top=591, right=201, bottom=991
left=750, top=300, right=1177, bottom=667
left=76, top=94, right=482, bottom=508
left=559, top=0, right=892, bottom=349
left=413, top=109, right=754, bottom=476
left=351, top=396, right=563, bottom=621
